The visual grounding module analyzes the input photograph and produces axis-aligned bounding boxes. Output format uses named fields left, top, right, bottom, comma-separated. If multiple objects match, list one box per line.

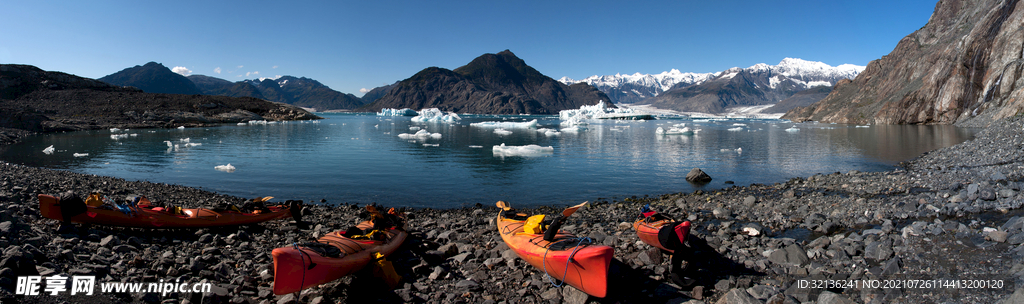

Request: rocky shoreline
left=1, top=117, right=1024, bottom=304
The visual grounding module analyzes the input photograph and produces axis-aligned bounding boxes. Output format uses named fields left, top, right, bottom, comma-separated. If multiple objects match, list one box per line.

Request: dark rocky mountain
left=763, top=85, right=833, bottom=114
left=639, top=59, right=860, bottom=114
left=244, top=76, right=365, bottom=111
left=360, top=82, right=398, bottom=104
left=783, top=0, right=1024, bottom=126
left=0, top=64, right=318, bottom=136
left=362, top=50, right=611, bottom=114
left=188, top=75, right=267, bottom=99
left=98, top=62, right=202, bottom=95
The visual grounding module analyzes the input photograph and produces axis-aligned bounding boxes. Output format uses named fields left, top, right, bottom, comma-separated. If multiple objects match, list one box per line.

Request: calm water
left=0, top=113, right=979, bottom=208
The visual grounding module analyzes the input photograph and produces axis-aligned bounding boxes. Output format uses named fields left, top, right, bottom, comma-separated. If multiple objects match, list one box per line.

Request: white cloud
left=237, top=65, right=244, bottom=68
left=360, top=88, right=370, bottom=93
left=272, top=65, right=279, bottom=69
left=245, top=72, right=251, bottom=77
left=171, top=66, right=192, bottom=76
left=214, top=67, right=221, bottom=74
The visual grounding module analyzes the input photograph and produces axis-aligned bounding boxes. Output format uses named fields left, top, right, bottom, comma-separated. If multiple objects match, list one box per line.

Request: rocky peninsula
left=0, top=113, right=1022, bottom=304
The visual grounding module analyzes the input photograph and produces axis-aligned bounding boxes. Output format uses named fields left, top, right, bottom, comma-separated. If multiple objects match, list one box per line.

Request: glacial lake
left=0, top=113, right=980, bottom=208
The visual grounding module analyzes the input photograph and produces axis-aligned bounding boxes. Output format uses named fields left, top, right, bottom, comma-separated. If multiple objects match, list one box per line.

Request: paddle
left=496, top=201, right=511, bottom=211
left=544, top=201, right=588, bottom=241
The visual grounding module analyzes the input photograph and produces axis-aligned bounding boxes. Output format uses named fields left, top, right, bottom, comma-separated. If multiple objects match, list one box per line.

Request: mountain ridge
left=561, top=58, right=863, bottom=113
left=363, top=50, right=610, bottom=114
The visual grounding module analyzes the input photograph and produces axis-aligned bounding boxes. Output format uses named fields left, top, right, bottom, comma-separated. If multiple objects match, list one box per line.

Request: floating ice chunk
left=43, top=145, right=55, bottom=154
left=494, top=128, right=513, bottom=136
left=247, top=120, right=268, bottom=125
left=184, top=143, right=202, bottom=147
left=378, top=108, right=418, bottom=116
left=110, top=134, right=129, bottom=140
left=214, top=164, right=236, bottom=172
left=180, top=138, right=190, bottom=143
left=561, top=126, right=584, bottom=133
left=732, top=123, right=747, bottom=126
left=537, top=128, right=561, bottom=136
left=720, top=148, right=742, bottom=153
left=785, top=127, right=799, bottom=132
left=398, top=129, right=441, bottom=139
left=237, top=122, right=246, bottom=126
left=727, top=127, right=743, bottom=131
left=492, top=143, right=553, bottom=157
left=558, top=101, right=645, bottom=125
left=177, top=126, right=185, bottom=129
left=657, top=127, right=695, bottom=135
left=422, top=143, right=439, bottom=147
left=410, top=126, right=421, bottom=131
left=855, top=125, right=870, bottom=128
left=468, top=145, right=484, bottom=148
left=73, top=153, right=88, bottom=157
left=164, top=141, right=173, bottom=148
left=110, top=128, right=121, bottom=132
left=471, top=119, right=539, bottom=129
left=412, top=108, right=461, bottom=123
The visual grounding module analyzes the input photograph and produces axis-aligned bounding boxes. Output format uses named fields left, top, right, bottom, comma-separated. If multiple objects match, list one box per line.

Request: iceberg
left=559, top=101, right=648, bottom=126
left=177, top=126, right=185, bottom=129
left=248, top=120, right=269, bottom=125
left=412, top=108, right=461, bottom=123
left=470, top=119, right=539, bottom=129
left=398, top=129, right=442, bottom=139
left=378, top=108, right=418, bottom=116
left=214, top=164, right=236, bottom=172
left=656, top=126, right=696, bottom=135
left=537, top=128, right=561, bottom=136
left=43, top=145, right=55, bottom=155
left=727, top=127, right=743, bottom=132
left=785, top=127, right=800, bottom=132
left=73, top=153, right=88, bottom=157
left=110, top=134, right=129, bottom=140
left=492, top=143, right=553, bottom=157
left=494, top=128, right=513, bottom=136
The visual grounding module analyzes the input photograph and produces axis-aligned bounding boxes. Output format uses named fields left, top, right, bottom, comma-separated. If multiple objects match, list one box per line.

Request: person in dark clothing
left=642, top=205, right=697, bottom=287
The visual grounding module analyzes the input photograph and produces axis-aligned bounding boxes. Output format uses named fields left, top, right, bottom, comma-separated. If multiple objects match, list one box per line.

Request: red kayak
left=496, top=201, right=613, bottom=298
left=39, top=194, right=293, bottom=228
left=272, top=207, right=408, bottom=295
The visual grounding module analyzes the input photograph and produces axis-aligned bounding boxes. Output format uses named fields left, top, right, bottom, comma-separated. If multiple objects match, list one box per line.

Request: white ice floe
left=184, top=143, right=202, bottom=148
left=561, top=126, right=584, bottom=133
left=180, top=138, right=190, bottom=143
left=855, top=125, right=870, bottom=128
left=378, top=108, right=419, bottom=116
left=468, top=145, right=484, bottom=148
left=110, top=128, right=122, bottom=132
left=727, top=127, right=744, bottom=132
left=43, top=145, right=55, bottom=155
left=785, top=127, right=800, bottom=132
left=471, top=119, right=539, bottom=129
left=177, top=126, right=185, bottom=129
left=656, top=126, right=696, bottom=135
left=492, top=143, right=553, bottom=157
left=73, top=153, right=88, bottom=157
left=412, top=108, right=461, bottom=123
left=409, top=126, right=421, bottom=131
left=494, top=128, right=513, bottom=136
left=720, top=148, right=742, bottom=153
left=110, top=134, right=129, bottom=140
left=214, top=164, right=236, bottom=172
left=237, top=122, right=246, bottom=126
left=558, top=101, right=648, bottom=126
left=537, top=128, right=561, bottom=136
left=397, top=129, right=442, bottom=139
left=422, top=143, right=439, bottom=147
left=248, top=120, right=268, bottom=125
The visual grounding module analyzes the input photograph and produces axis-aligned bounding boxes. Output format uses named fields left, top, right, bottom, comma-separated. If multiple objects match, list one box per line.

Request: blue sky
left=2, top=0, right=937, bottom=96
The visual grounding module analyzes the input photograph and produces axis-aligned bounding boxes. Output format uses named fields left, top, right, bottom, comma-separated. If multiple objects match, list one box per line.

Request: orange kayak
left=38, top=194, right=293, bottom=228
left=633, top=216, right=675, bottom=253
left=272, top=219, right=408, bottom=295
left=496, top=205, right=613, bottom=298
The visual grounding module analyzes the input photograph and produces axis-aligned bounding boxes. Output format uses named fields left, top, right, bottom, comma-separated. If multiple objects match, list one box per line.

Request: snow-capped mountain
left=560, top=58, right=865, bottom=109
left=558, top=70, right=715, bottom=104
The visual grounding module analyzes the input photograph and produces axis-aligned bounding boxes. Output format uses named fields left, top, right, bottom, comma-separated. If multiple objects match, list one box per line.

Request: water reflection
left=0, top=114, right=980, bottom=208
